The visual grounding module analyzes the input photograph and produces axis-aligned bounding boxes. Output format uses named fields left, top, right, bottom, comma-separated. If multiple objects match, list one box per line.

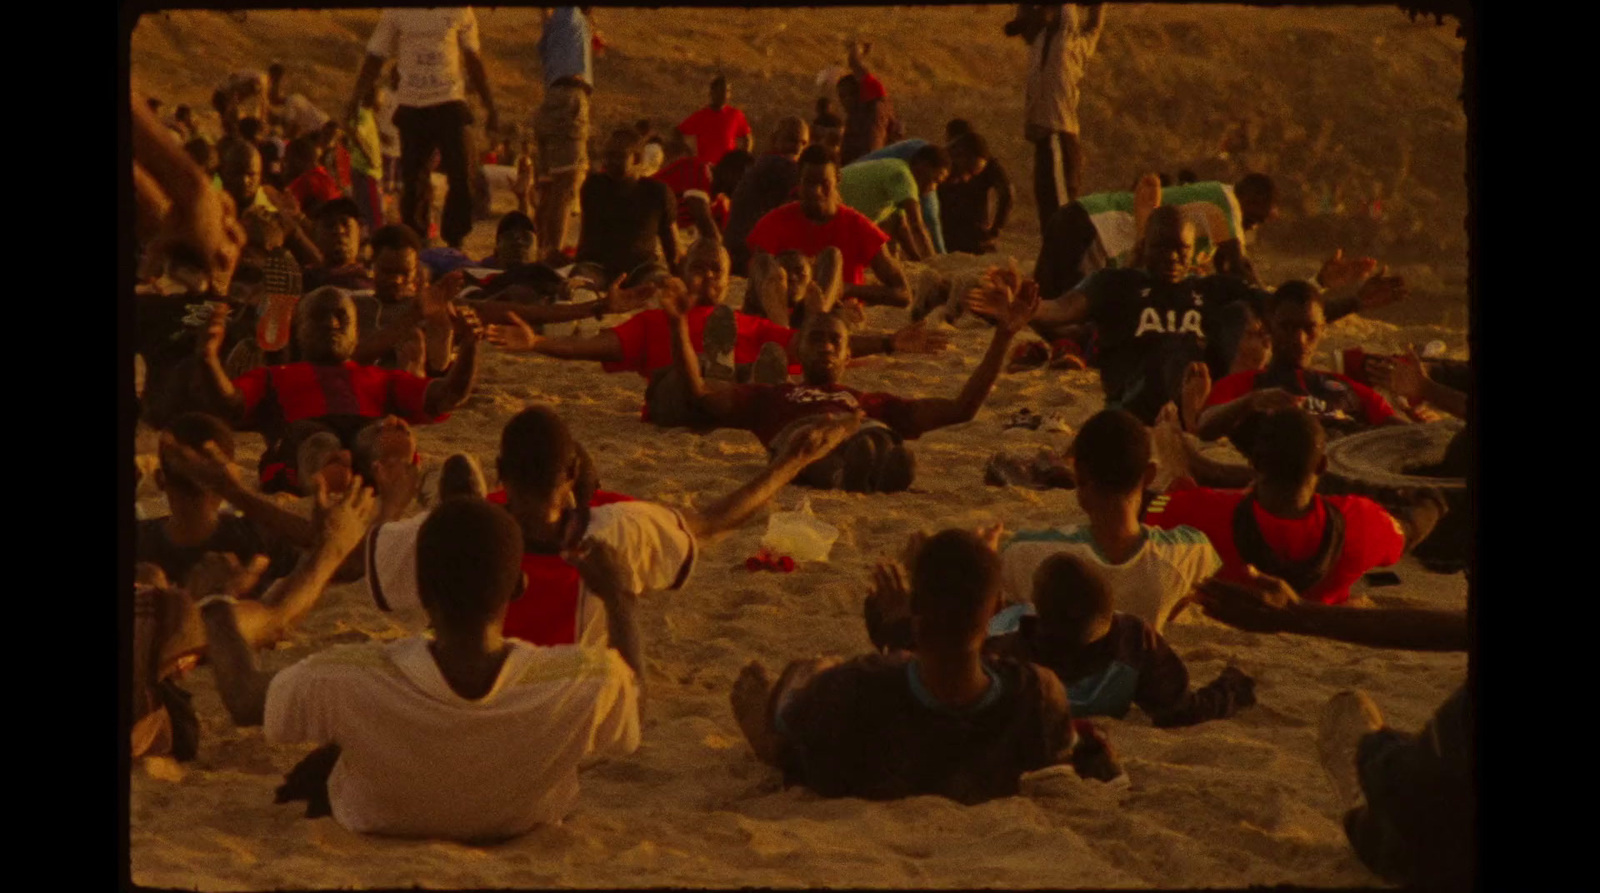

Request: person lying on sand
left=731, top=529, right=1122, bottom=805
left=137, top=413, right=302, bottom=594
left=481, top=239, right=950, bottom=424
left=132, top=479, right=379, bottom=763
left=648, top=267, right=1036, bottom=493
left=1195, top=280, right=1411, bottom=452
left=1149, top=406, right=1447, bottom=606
left=866, top=544, right=1256, bottom=728
left=199, top=497, right=645, bottom=843
left=745, top=145, right=913, bottom=310
left=363, top=404, right=863, bottom=648
left=192, top=286, right=481, bottom=494
left=999, top=409, right=1223, bottom=634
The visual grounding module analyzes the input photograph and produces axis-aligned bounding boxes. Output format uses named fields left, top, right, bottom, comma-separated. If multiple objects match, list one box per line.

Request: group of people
left=129, top=5, right=1472, bottom=889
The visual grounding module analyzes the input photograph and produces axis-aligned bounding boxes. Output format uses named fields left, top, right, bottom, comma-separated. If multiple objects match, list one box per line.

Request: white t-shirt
left=367, top=8, right=482, bottom=109
left=264, top=636, right=639, bottom=840
left=365, top=500, right=697, bottom=647
left=1000, top=524, right=1221, bottom=633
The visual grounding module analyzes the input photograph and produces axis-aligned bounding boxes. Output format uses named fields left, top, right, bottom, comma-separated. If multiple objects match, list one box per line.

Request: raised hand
left=975, top=522, right=1006, bottom=553
left=484, top=312, right=540, bottom=352
left=448, top=303, right=485, bottom=345
left=1317, top=248, right=1379, bottom=291
left=186, top=552, right=271, bottom=599
left=419, top=269, right=467, bottom=321
left=602, top=274, right=657, bottom=316
left=1194, top=566, right=1298, bottom=632
left=891, top=322, right=953, bottom=354
left=997, top=278, right=1042, bottom=335
left=153, top=180, right=248, bottom=296
left=867, top=560, right=913, bottom=624
left=654, top=277, right=693, bottom=320
left=197, top=303, right=230, bottom=361
left=566, top=536, right=634, bottom=602
left=158, top=434, right=242, bottom=495
left=1356, top=268, right=1408, bottom=312
left=775, top=411, right=864, bottom=467
left=313, top=473, right=380, bottom=558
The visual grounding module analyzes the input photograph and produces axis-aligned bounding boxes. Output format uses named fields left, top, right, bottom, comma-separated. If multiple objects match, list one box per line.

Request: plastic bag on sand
left=762, top=498, right=839, bottom=562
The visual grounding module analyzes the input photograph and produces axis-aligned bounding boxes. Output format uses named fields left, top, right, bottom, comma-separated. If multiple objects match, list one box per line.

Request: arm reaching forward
left=898, top=279, right=1039, bottom=436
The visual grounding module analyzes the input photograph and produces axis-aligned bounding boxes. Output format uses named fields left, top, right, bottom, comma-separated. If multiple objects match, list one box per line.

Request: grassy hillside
left=132, top=5, right=1468, bottom=283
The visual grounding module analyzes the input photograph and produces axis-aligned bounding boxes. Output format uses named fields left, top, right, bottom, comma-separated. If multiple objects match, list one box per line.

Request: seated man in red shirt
left=745, top=144, right=912, bottom=310
left=655, top=271, right=1038, bottom=493
left=1196, top=280, right=1408, bottom=455
left=194, top=285, right=482, bottom=495
left=650, top=133, right=723, bottom=240
left=674, top=75, right=753, bottom=168
left=284, top=135, right=344, bottom=216
left=482, top=238, right=949, bottom=424
left=1144, top=407, right=1446, bottom=605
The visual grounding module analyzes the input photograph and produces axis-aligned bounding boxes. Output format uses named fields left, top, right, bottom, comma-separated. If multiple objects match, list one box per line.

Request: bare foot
left=1180, top=361, right=1212, bottom=434
left=1318, top=689, right=1385, bottom=814
left=731, top=660, right=781, bottom=767
left=1151, top=402, right=1193, bottom=487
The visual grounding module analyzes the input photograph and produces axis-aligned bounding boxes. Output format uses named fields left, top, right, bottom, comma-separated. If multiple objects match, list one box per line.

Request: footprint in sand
left=1158, top=738, right=1278, bottom=771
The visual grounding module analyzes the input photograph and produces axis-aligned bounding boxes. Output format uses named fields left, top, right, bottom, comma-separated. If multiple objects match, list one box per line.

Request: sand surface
left=129, top=6, right=1470, bottom=888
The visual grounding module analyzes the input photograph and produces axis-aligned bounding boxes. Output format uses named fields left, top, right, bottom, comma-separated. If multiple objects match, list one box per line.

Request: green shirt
left=839, top=158, right=920, bottom=224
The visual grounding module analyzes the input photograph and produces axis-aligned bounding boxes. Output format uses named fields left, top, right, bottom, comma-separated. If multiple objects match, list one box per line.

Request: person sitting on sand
left=650, top=267, right=1037, bottom=493
left=938, top=130, right=1015, bottom=256
left=745, top=145, right=913, bottom=309
left=574, top=128, right=680, bottom=287
left=195, top=496, right=644, bottom=843
left=1000, top=409, right=1223, bottom=633
left=132, top=480, right=379, bottom=763
left=217, top=137, right=323, bottom=270
left=1034, top=174, right=1279, bottom=297
left=839, top=144, right=950, bottom=262
left=1195, top=279, right=1410, bottom=454
left=482, top=239, right=949, bottom=425
left=303, top=198, right=374, bottom=293
left=865, top=546, right=1256, bottom=728
left=730, top=528, right=1120, bottom=804
left=193, top=285, right=481, bottom=494
left=674, top=74, right=754, bottom=168
left=363, top=405, right=863, bottom=648
left=725, top=116, right=810, bottom=276
left=346, top=224, right=468, bottom=376
left=1147, top=407, right=1445, bottom=605
left=137, top=413, right=301, bottom=594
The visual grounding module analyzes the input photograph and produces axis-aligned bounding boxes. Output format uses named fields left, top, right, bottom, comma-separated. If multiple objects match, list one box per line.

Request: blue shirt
left=539, top=8, right=592, bottom=87
left=856, top=139, right=930, bottom=164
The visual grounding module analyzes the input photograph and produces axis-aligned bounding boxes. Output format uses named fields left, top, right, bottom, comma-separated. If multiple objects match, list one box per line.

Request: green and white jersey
left=1076, top=181, right=1247, bottom=269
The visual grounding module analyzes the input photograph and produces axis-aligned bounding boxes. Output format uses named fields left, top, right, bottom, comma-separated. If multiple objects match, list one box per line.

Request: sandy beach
left=130, top=6, right=1470, bottom=888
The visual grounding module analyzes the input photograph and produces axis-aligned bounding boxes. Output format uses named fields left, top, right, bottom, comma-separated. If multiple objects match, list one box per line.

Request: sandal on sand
left=256, top=292, right=301, bottom=352
left=984, top=448, right=1076, bottom=490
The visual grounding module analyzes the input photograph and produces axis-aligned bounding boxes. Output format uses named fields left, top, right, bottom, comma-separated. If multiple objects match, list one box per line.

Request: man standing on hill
left=348, top=7, right=499, bottom=251
left=1005, top=4, right=1105, bottom=238
left=676, top=76, right=754, bottom=169
left=534, top=7, right=598, bottom=266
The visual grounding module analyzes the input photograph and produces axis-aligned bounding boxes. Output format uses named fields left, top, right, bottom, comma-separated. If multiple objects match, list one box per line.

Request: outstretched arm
left=1194, top=387, right=1301, bottom=442
left=1196, top=571, right=1469, bottom=652
left=193, top=306, right=246, bottom=422
left=844, top=247, right=912, bottom=308
left=898, top=280, right=1036, bottom=436
left=679, top=412, right=864, bottom=543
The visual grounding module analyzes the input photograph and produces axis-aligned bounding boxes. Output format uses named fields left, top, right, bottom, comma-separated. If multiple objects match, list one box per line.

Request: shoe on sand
left=702, top=304, right=739, bottom=382
left=438, top=453, right=488, bottom=501
left=753, top=341, right=790, bottom=385
left=1318, top=689, right=1385, bottom=813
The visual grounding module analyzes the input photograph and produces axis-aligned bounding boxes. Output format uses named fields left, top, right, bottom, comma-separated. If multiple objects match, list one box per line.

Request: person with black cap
left=304, top=198, right=376, bottom=292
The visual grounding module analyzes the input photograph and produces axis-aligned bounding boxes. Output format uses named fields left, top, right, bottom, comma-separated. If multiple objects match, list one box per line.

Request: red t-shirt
left=676, top=105, right=752, bottom=167
left=721, top=382, right=918, bottom=448
left=857, top=72, right=888, bottom=103
left=232, top=360, right=443, bottom=431
left=1206, top=368, right=1396, bottom=426
left=1142, top=486, right=1406, bottom=605
left=745, top=202, right=889, bottom=286
left=651, top=157, right=717, bottom=230
left=603, top=305, right=798, bottom=379
left=287, top=166, right=342, bottom=210
left=486, top=489, right=636, bottom=646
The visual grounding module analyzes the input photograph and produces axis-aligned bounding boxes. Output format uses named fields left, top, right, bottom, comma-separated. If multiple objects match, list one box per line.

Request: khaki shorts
left=534, top=84, right=590, bottom=179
